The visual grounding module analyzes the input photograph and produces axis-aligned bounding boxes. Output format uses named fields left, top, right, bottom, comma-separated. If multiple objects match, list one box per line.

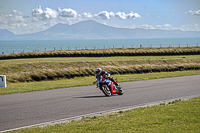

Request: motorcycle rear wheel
left=101, top=86, right=112, bottom=97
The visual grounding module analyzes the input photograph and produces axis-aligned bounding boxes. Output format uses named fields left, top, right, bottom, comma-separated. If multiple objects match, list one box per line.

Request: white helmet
left=95, top=68, right=102, bottom=75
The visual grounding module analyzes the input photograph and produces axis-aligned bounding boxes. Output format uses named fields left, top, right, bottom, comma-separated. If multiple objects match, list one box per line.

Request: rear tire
left=101, top=86, right=112, bottom=97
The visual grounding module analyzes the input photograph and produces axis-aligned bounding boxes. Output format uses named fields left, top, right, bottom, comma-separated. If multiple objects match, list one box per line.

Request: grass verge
left=8, top=97, right=200, bottom=133
left=1, top=55, right=200, bottom=83
left=1, top=70, right=200, bottom=95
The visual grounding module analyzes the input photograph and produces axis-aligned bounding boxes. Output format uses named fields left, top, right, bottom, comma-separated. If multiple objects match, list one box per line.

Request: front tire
left=101, top=86, right=111, bottom=97
left=118, top=86, right=123, bottom=95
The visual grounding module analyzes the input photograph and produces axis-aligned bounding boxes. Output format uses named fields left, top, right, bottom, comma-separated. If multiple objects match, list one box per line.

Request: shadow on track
left=76, top=95, right=107, bottom=98
left=77, top=94, right=121, bottom=98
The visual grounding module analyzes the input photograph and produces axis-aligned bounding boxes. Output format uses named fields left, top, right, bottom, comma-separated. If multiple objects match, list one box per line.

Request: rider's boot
left=116, top=85, right=122, bottom=91
left=110, top=77, right=121, bottom=90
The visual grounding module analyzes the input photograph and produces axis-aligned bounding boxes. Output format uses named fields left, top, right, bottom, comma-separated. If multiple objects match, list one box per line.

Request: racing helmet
left=95, top=68, right=102, bottom=75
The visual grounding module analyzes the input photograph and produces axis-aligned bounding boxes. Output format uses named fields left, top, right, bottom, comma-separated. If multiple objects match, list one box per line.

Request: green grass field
left=8, top=97, right=200, bottom=133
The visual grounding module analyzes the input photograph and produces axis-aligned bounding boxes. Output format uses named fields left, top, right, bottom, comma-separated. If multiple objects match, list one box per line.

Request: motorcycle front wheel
left=117, top=86, right=123, bottom=95
left=118, top=88, right=124, bottom=95
left=101, top=86, right=112, bottom=97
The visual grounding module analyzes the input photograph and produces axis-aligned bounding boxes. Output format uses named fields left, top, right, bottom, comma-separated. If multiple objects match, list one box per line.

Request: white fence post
left=0, top=75, right=7, bottom=87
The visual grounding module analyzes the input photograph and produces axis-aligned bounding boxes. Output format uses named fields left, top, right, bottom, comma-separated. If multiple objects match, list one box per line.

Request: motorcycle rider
left=95, top=68, right=120, bottom=89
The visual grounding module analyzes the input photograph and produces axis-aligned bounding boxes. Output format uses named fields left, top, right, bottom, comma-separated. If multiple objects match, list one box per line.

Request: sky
left=0, top=0, right=200, bottom=34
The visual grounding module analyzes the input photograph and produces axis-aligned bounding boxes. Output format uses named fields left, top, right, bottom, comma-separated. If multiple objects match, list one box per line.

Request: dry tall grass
left=0, top=47, right=200, bottom=59
left=1, top=55, right=200, bottom=83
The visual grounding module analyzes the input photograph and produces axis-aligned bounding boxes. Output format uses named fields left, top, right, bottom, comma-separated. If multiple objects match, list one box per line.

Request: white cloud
left=186, top=10, right=193, bottom=15
left=0, top=10, right=26, bottom=24
left=129, top=24, right=182, bottom=31
left=32, top=5, right=43, bottom=18
left=109, top=12, right=115, bottom=19
left=11, top=10, right=24, bottom=16
left=96, top=11, right=141, bottom=20
left=57, top=8, right=77, bottom=18
left=186, top=10, right=200, bottom=15
left=144, top=24, right=178, bottom=31
left=126, top=12, right=141, bottom=19
left=96, top=11, right=115, bottom=20
left=81, top=12, right=93, bottom=18
left=181, top=24, right=200, bottom=31
left=154, top=24, right=200, bottom=31
left=155, top=25, right=162, bottom=28
left=96, top=11, right=110, bottom=20
left=194, top=10, right=200, bottom=15
left=141, top=24, right=155, bottom=29
left=32, top=6, right=77, bottom=20
left=163, top=24, right=179, bottom=30
left=42, top=8, right=58, bottom=19
left=115, top=12, right=127, bottom=19
left=163, top=24, right=171, bottom=28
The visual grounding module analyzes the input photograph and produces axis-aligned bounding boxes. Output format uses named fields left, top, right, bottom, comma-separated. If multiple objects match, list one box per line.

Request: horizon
left=0, top=0, right=200, bottom=35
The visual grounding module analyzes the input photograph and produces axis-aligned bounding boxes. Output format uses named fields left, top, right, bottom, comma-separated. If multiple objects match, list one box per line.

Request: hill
left=1, top=20, right=200, bottom=40
left=0, top=29, right=15, bottom=40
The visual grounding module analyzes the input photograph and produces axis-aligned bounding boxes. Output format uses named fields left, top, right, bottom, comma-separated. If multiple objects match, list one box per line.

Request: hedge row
left=13, top=66, right=200, bottom=83
left=1, top=47, right=200, bottom=59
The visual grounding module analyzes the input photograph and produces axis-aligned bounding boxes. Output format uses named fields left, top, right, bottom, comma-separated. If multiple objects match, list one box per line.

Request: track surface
left=0, top=75, right=200, bottom=131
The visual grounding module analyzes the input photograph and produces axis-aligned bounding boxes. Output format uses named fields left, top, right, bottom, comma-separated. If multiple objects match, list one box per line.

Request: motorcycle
left=94, top=76, right=123, bottom=97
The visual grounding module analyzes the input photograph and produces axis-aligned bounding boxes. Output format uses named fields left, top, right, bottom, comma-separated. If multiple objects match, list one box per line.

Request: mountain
left=1, top=20, right=200, bottom=40
left=0, top=29, right=15, bottom=40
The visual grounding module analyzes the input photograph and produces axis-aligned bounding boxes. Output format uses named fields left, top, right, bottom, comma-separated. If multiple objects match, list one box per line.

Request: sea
left=0, top=38, right=200, bottom=55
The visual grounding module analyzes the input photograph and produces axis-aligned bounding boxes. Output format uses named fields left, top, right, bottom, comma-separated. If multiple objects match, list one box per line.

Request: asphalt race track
left=0, top=75, right=200, bottom=132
